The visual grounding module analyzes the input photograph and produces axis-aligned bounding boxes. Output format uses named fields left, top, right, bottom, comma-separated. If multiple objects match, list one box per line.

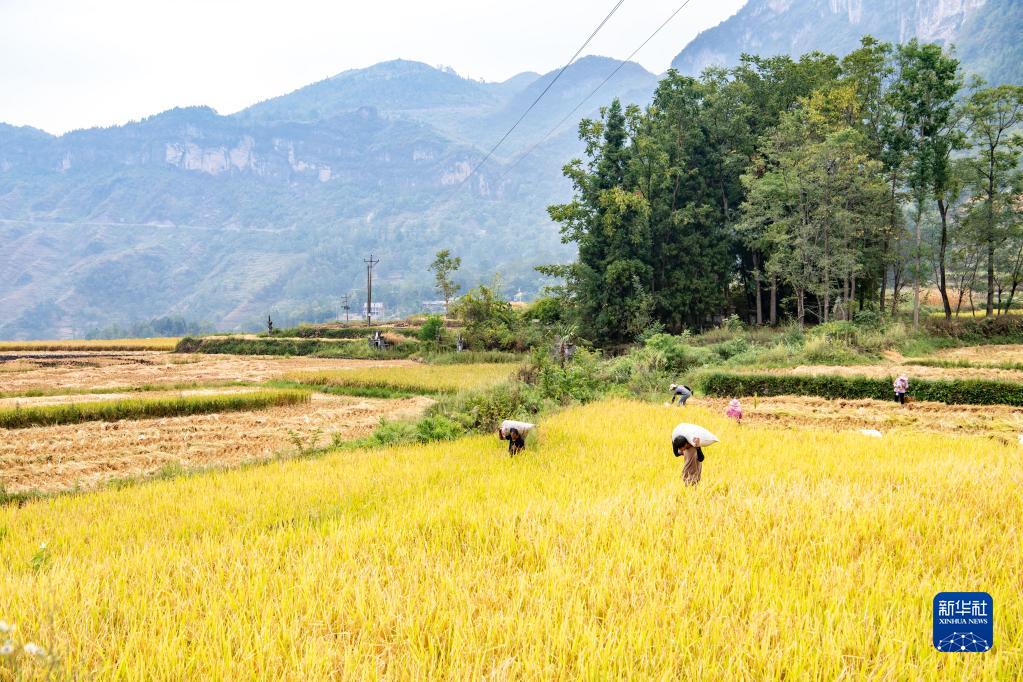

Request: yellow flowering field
left=0, top=400, right=1020, bottom=679
left=284, top=362, right=518, bottom=394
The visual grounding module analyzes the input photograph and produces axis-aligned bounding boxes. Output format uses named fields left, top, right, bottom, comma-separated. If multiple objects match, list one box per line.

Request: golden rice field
left=928, top=308, right=1023, bottom=318
left=285, top=362, right=519, bottom=393
left=1, top=400, right=1019, bottom=679
left=0, top=338, right=180, bottom=352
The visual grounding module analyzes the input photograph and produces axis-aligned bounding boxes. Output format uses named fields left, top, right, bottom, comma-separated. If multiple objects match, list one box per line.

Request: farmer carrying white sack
left=498, top=419, right=534, bottom=455
left=672, top=423, right=719, bottom=486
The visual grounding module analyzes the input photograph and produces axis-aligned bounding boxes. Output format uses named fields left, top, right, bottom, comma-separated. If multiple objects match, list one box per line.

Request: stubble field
left=0, top=351, right=418, bottom=394
left=0, top=352, right=432, bottom=495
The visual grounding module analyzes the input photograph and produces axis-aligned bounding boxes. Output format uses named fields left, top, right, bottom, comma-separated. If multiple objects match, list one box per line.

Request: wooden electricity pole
left=364, top=255, right=379, bottom=326
left=341, top=294, right=351, bottom=323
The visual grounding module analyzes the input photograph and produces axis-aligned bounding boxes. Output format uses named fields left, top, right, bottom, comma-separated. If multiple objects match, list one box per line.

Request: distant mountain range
left=0, top=57, right=657, bottom=338
left=672, top=0, right=1021, bottom=85
left=1, top=0, right=1020, bottom=338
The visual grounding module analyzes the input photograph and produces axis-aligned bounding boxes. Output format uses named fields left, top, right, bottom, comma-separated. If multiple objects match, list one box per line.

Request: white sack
left=671, top=423, right=720, bottom=448
left=859, top=429, right=883, bottom=438
left=500, top=420, right=535, bottom=438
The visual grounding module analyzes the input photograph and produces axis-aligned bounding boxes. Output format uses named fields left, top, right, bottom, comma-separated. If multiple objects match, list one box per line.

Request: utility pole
left=364, top=255, right=380, bottom=327
left=341, top=294, right=351, bottom=323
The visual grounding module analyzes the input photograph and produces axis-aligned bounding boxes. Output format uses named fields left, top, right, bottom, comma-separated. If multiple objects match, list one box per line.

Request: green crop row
left=0, top=389, right=310, bottom=429
left=699, top=371, right=1023, bottom=406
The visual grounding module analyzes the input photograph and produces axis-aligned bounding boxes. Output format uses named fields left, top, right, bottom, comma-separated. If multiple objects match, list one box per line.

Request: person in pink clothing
left=894, top=375, right=909, bottom=404
left=726, top=398, right=743, bottom=424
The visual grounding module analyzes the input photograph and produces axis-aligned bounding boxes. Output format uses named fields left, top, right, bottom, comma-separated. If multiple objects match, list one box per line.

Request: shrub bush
left=175, top=337, right=416, bottom=358
left=417, top=316, right=445, bottom=343
left=641, top=333, right=714, bottom=374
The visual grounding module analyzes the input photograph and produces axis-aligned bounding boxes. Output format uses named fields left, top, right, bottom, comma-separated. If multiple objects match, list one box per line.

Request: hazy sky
left=0, top=0, right=747, bottom=135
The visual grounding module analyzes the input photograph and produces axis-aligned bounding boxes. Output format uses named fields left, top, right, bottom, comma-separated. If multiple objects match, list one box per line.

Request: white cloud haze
left=0, top=0, right=747, bottom=134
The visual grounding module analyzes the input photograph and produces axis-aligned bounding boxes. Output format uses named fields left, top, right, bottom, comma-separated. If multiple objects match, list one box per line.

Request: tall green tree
left=841, top=36, right=910, bottom=314
left=548, top=99, right=655, bottom=344
left=740, top=109, right=886, bottom=327
left=730, top=52, right=842, bottom=323
left=890, top=39, right=964, bottom=323
left=962, top=84, right=1023, bottom=315
left=429, top=249, right=462, bottom=316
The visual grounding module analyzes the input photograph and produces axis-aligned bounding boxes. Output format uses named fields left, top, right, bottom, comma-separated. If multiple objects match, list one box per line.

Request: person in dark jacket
left=672, top=434, right=704, bottom=485
left=499, top=427, right=526, bottom=455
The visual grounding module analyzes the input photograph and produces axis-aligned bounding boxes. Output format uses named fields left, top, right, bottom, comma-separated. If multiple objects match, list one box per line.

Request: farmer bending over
left=669, top=383, right=693, bottom=407
left=499, top=427, right=526, bottom=455
left=499, top=420, right=534, bottom=456
left=673, top=434, right=704, bottom=486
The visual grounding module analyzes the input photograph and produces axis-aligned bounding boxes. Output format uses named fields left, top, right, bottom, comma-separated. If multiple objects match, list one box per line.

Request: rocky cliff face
left=673, top=0, right=1019, bottom=84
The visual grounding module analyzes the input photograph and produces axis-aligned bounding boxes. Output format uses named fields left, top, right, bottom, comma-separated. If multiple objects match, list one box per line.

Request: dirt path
left=0, top=352, right=418, bottom=393
left=0, top=393, right=433, bottom=494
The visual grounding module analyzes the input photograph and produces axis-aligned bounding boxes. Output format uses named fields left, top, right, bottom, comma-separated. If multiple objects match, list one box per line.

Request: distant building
left=421, top=300, right=447, bottom=313
left=362, top=302, right=385, bottom=317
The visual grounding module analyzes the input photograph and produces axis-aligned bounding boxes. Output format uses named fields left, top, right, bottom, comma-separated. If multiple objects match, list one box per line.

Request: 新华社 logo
left=933, top=592, right=993, bottom=652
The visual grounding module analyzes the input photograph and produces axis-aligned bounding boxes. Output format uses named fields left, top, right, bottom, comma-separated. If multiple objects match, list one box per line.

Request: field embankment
left=1, top=400, right=1019, bottom=678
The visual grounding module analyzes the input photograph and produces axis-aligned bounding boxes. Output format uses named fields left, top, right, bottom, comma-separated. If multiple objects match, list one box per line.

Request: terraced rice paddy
left=0, top=352, right=434, bottom=494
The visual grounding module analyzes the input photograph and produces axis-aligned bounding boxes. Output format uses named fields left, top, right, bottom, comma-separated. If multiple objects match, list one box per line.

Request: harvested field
left=0, top=393, right=433, bottom=494
left=931, top=343, right=1023, bottom=364
left=0, top=352, right=418, bottom=393
left=693, top=395, right=1023, bottom=441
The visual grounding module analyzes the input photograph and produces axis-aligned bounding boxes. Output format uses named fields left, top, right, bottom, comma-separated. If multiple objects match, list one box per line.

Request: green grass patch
left=0, top=380, right=254, bottom=400
left=699, top=371, right=1023, bottom=406
left=0, top=389, right=310, bottom=429
left=266, top=380, right=419, bottom=400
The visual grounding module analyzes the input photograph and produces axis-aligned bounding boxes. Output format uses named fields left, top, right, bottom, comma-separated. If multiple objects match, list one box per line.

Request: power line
left=341, top=293, right=351, bottom=323
left=496, top=0, right=696, bottom=185
left=455, top=0, right=628, bottom=192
